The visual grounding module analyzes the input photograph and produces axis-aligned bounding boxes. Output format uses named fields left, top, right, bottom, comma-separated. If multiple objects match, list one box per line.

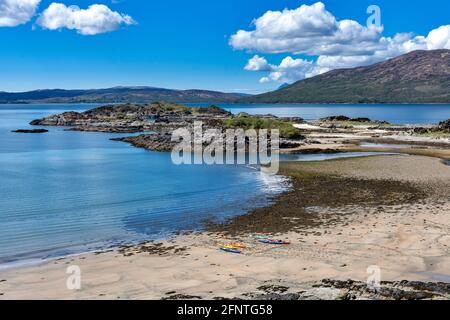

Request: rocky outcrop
left=30, top=102, right=306, bottom=152
left=111, top=134, right=177, bottom=152
left=30, top=111, right=87, bottom=126
left=439, top=119, right=450, bottom=131
left=320, top=115, right=389, bottom=124
left=231, top=279, right=450, bottom=300
left=412, top=118, right=450, bottom=135
left=315, top=279, right=450, bottom=300
left=113, top=131, right=284, bottom=153
left=12, top=129, right=49, bottom=133
left=30, top=103, right=233, bottom=132
left=68, top=126, right=145, bottom=133
left=320, top=115, right=352, bottom=122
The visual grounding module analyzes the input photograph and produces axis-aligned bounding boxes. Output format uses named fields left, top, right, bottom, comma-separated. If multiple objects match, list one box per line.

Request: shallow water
left=0, top=104, right=288, bottom=264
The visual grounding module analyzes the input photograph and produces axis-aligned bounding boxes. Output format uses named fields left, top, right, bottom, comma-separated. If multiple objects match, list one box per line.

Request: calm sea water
left=0, top=104, right=288, bottom=265
left=1, top=103, right=449, bottom=266
left=206, top=103, right=450, bottom=124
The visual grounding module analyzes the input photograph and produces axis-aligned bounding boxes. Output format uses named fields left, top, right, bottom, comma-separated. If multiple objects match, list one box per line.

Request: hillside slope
left=240, top=50, right=450, bottom=104
left=0, top=87, right=244, bottom=104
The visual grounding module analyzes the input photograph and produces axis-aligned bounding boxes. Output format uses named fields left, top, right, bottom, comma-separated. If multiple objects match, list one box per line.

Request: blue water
left=0, top=104, right=288, bottom=265
left=1, top=103, right=450, bottom=265
left=191, top=103, right=450, bottom=125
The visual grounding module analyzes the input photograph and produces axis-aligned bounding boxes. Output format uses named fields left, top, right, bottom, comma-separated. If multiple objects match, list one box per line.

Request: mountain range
left=2, top=50, right=450, bottom=105
left=0, top=86, right=246, bottom=104
left=240, top=49, right=450, bottom=104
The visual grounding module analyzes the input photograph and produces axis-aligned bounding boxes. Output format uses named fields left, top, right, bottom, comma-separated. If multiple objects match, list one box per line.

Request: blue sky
left=0, top=0, right=449, bottom=93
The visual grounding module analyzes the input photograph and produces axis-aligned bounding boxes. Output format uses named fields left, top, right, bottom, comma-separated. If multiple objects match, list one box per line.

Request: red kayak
left=258, top=239, right=290, bottom=245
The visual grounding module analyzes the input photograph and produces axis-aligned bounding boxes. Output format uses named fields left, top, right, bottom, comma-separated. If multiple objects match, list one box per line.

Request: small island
left=12, top=129, right=49, bottom=134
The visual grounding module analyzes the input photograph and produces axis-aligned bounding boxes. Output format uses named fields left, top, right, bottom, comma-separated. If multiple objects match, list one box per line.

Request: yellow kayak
left=223, top=245, right=240, bottom=250
left=224, top=243, right=246, bottom=249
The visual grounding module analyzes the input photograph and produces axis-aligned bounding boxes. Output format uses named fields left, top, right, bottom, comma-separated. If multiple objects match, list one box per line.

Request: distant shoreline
left=3, top=101, right=450, bottom=105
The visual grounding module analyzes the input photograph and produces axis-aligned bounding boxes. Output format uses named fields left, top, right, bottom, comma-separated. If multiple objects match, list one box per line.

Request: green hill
left=240, top=50, right=450, bottom=104
left=0, top=86, right=245, bottom=104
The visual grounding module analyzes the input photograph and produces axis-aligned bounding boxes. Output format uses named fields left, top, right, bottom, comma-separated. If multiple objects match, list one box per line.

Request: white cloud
left=37, top=3, right=135, bottom=35
left=232, top=2, right=450, bottom=84
left=426, top=25, right=450, bottom=49
left=269, top=56, right=322, bottom=83
left=230, top=2, right=383, bottom=56
left=251, top=2, right=337, bottom=39
left=244, top=55, right=271, bottom=71
left=0, top=0, right=40, bottom=27
left=246, top=55, right=326, bottom=84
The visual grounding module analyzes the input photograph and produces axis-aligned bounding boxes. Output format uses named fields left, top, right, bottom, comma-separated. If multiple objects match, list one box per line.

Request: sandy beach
left=1, top=155, right=449, bottom=300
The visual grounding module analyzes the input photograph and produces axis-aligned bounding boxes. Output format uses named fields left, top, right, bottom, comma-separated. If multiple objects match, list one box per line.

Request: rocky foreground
left=237, top=280, right=450, bottom=300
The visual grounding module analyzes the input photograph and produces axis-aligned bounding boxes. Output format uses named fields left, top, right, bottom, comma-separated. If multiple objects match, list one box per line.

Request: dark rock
left=349, top=117, right=372, bottom=123
left=294, top=148, right=340, bottom=154
left=438, top=118, right=450, bottom=131
left=162, top=294, right=202, bottom=300
left=319, top=279, right=449, bottom=300
left=30, top=111, right=86, bottom=126
left=68, top=126, right=144, bottom=133
left=165, top=291, right=176, bottom=295
left=413, top=127, right=431, bottom=134
left=320, top=115, right=350, bottom=121
left=12, top=129, right=48, bottom=133
left=194, top=105, right=231, bottom=116
left=253, top=293, right=301, bottom=300
left=257, top=285, right=289, bottom=294
left=320, top=116, right=389, bottom=124
left=283, top=117, right=304, bottom=123
left=111, top=134, right=176, bottom=152
left=280, top=141, right=303, bottom=149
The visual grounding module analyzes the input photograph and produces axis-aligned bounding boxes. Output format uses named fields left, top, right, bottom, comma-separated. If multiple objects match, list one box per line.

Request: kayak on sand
left=220, top=248, right=242, bottom=254
left=258, top=239, right=290, bottom=245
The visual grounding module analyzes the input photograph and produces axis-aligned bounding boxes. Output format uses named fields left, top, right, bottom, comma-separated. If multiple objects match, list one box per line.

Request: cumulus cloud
left=0, top=0, right=40, bottom=27
left=427, top=25, right=450, bottom=49
left=247, top=55, right=324, bottom=84
left=244, top=55, right=271, bottom=71
left=230, top=2, right=383, bottom=56
left=37, top=3, right=135, bottom=35
left=232, top=2, right=450, bottom=84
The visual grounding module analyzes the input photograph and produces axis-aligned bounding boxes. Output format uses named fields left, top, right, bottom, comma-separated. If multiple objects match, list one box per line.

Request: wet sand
left=0, top=155, right=449, bottom=300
